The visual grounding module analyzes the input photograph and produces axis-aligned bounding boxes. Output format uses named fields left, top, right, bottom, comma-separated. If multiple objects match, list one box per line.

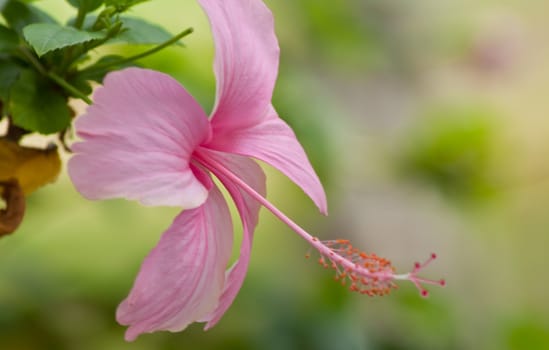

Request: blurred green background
left=2, top=0, right=549, bottom=349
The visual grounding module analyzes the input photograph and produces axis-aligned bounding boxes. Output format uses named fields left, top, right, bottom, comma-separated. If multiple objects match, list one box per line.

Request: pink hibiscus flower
left=69, top=0, right=443, bottom=342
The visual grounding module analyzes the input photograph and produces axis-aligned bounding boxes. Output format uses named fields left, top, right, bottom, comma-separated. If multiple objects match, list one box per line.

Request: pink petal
left=68, top=68, right=211, bottom=208
left=196, top=149, right=266, bottom=329
left=206, top=105, right=328, bottom=214
left=198, top=0, right=280, bottom=132
left=116, top=176, right=233, bottom=341
left=197, top=0, right=326, bottom=212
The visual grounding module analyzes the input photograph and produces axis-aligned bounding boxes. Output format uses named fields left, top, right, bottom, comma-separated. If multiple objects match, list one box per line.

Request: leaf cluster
left=0, top=0, right=187, bottom=135
left=0, top=0, right=191, bottom=236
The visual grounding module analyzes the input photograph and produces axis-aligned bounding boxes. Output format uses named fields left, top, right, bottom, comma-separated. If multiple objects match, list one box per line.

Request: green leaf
left=0, top=59, right=21, bottom=101
left=2, top=0, right=57, bottom=34
left=67, top=0, right=103, bottom=12
left=80, top=15, right=176, bottom=45
left=9, top=69, right=72, bottom=134
left=23, top=22, right=104, bottom=56
left=112, top=17, right=176, bottom=45
left=0, top=25, right=18, bottom=52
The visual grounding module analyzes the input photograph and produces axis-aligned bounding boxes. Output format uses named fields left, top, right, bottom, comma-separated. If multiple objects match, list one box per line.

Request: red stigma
left=404, top=252, right=445, bottom=297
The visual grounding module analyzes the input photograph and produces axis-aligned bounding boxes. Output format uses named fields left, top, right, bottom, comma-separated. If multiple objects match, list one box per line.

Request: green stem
left=63, top=3, right=89, bottom=72
left=19, top=46, right=92, bottom=105
left=80, top=27, right=194, bottom=76
left=73, top=5, right=88, bottom=29
left=18, top=46, right=47, bottom=75
left=48, top=72, right=92, bottom=105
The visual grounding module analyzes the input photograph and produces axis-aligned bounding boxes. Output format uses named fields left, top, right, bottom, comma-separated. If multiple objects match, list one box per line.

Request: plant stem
left=19, top=46, right=92, bottom=105
left=80, top=27, right=194, bottom=76
left=18, top=46, right=47, bottom=75
left=48, top=72, right=92, bottom=105
left=73, top=5, right=88, bottom=29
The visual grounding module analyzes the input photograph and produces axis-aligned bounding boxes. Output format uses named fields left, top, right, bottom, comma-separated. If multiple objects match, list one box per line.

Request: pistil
left=196, top=150, right=445, bottom=297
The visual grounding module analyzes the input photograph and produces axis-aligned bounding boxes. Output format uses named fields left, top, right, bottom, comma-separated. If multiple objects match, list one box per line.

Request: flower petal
left=116, top=177, right=233, bottom=341
left=207, top=105, right=327, bottom=214
left=198, top=0, right=279, bottom=131
left=196, top=149, right=266, bottom=329
left=68, top=68, right=211, bottom=208
left=197, top=0, right=325, bottom=212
